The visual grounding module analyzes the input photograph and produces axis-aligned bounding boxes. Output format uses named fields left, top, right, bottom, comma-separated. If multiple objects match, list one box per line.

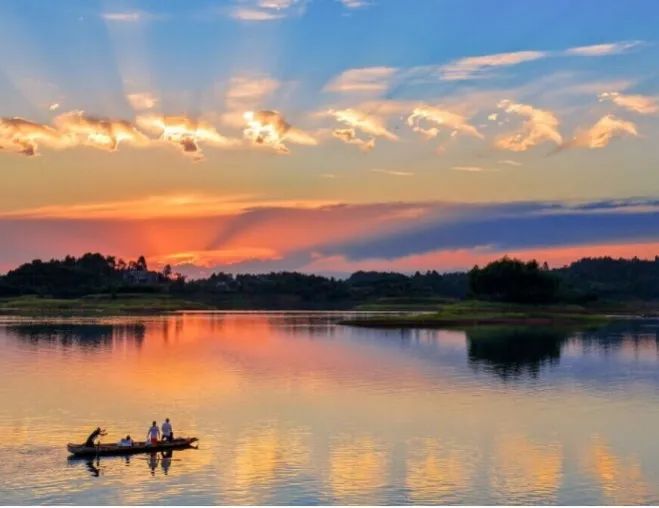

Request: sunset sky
left=1, top=0, right=658, bottom=276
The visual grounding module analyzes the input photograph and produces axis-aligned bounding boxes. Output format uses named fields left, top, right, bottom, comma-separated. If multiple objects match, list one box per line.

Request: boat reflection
left=70, top=449, right=181, bottom=478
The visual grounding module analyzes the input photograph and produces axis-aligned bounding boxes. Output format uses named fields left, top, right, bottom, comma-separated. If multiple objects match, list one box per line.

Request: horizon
left=2, top=250, right=658, bottom=281
left=2, top=0, right=659, bottom=276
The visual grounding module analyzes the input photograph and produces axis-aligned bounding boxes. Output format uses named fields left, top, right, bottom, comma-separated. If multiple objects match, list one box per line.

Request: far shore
left=0, top=295, right=658, bottom=328
left=340, top=300, right=659, bottom=329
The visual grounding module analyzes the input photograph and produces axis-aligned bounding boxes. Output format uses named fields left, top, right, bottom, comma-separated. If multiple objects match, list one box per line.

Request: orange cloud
left=598, top=92, right=658, bottom=115
left=324, top=66, right=396, bottom=94
left=137, top=114, right=240, bottom=156
left=243, top=110, right=316, bottom=153
left=54, top=110, right=150, bottom=151
left=407, top=105, right=482, bottom=139
left=0, top=117, right=64, bottom=155
left=495, top=100, right=562, bottom=151
left=331, top=127, right=375, bottom=151
left=571, top=115, right=638, bottom=149
left=126, top=92, right=158, bottom=111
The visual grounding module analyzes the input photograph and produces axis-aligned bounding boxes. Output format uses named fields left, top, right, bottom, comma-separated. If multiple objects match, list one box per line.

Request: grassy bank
left=341, top=300, right=620, bottom=328
left=0, top=294, right=211, bottom=315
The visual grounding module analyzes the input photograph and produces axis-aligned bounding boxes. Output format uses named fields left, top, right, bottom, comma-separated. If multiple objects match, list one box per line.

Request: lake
left=0, top=312, right=658, bottom=505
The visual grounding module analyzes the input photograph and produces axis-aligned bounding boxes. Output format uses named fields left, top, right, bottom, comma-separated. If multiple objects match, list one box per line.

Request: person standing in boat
left=146, top=421, right=160, bottom=445
left=161, top=418, right=173, bottom=442
left=84, top=427, right=107, bottom=447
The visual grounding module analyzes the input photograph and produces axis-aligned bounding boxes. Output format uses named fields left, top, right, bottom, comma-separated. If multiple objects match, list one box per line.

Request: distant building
left=123, top=269, right=159, bottom=285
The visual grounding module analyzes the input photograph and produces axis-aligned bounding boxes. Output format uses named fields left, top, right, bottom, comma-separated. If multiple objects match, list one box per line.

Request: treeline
left=0, top=252, right=658, bottom=307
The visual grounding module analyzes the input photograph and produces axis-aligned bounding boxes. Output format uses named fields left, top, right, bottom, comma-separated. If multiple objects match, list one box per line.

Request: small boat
left=67, top=437, right=198, bottom=457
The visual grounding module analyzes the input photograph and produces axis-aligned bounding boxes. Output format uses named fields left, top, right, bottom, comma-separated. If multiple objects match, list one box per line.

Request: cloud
left=3, top=198, right=657, bottom=276
left=370, top=168, right=413, bottom=176
left=229, top=0, right=304, bottom=21
left=102, top=11, right=143, bottom=22
left=437, top=50, right=547, bottom=81
left=495, top=100, right=562, bottom=151
left=339, top=0, right=371, bottom=8
left=225, top=76, right=280, bottom=109
left=331, top=199, right=659, bottom=262
left=126, top=92, right=158, bottom=111
left=324, top=108, right=398, bottom=145
left=137, top=114, right=239, bottom=156
left=498, top=159, right=522, bottom=167
left=451, top=165, right=491, bottom=172
left=564, top=41, right=641, bottom=57
left=407, top=105, right=482, bottom=139
left=243, top=110, right=316, bottom=153
left=324, top=67, right=396, bottom=94
left=0, top=117, right=64, bottom=156
left=598, top=92, right=658, bottom=115
left=570, top=115, right=638, bottom=149
left=1, top=193, right=336, bottom=220
left=332, top=128, right=375, bottom=151
left=48, top=103, right=60, bottom=112
left=54, top=111, right=150, bottom=151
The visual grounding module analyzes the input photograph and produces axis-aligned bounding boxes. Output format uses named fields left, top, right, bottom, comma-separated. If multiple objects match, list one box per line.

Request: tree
left=469, top=257, right=560, bottom=303
left=162, top=264, right=172, bottom=279
left=136, top=255, right=148, bottom=271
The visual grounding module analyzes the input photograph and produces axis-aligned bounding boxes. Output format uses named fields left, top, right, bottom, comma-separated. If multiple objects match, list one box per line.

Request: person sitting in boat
left=84, top=427, right=107, bottom=447
left=118, top=435, right=134, bottom=447
left=161, top=418, right=173, bottom=442
left=146, top=421, right=160, bottom=445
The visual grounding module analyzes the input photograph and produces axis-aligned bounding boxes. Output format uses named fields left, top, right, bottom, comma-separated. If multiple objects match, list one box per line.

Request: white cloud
left=598, top=92, right=658, bottom=115
left=437, top=50, right=547, bottom=81
left=324, top=66, right=396, bottom=94
left=338, top=0, right=372, bottom=9
left=495, top=100, right=562, bottom=152
left=498, top=159, right=522, bottom=167
left=229, top=0, right=304, bottom=21
left=48, top=103, right=60, bottom=112
left=564, top=41, right=641, bottom=57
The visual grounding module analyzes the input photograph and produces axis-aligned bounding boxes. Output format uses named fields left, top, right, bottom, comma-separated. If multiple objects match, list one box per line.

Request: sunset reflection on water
left=0, top=313, right=658, bottom=504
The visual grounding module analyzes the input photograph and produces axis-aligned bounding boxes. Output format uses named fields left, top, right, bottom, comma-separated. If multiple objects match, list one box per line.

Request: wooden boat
left=67, top=437, right=198, bottom=457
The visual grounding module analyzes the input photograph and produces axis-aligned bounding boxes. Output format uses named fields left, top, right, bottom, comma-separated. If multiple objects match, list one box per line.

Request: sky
left=1, top=0, right=658, bottom=276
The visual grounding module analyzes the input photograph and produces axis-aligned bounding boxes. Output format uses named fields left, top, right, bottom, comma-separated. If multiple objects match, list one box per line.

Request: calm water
left=1, top=312, right=658, bottom=505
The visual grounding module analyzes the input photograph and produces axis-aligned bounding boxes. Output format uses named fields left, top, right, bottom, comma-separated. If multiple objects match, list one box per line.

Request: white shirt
left=162, top=421, right=172, bottom=435
left=148, top=426, right=160, bottom=439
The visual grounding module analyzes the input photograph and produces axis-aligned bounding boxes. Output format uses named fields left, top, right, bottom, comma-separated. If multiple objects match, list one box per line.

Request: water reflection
left=223, top=425, right=311, bottom=504
left=405, top=438, right=475, bottom=504
left=6, top=322, right=146, bottom=349
left=467, top=327, right=568, bottom=379
left=329, top=435, right=387, bottom=504
left=0, top=313, right=658, bottom=504
left=582, top=437, right=653, bottom=504
left=490, top=434, right=563, bottom=504
left=69, top=449, right=182, bottom=479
